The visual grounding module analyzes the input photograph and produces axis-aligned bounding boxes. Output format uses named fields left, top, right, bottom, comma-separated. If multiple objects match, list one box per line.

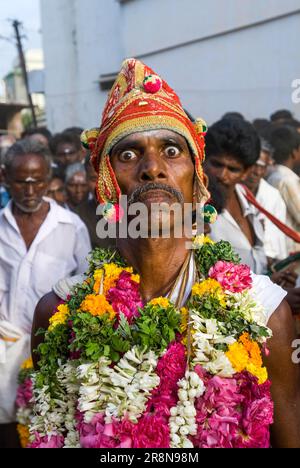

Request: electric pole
left=12, top=20, right=37, bottom=128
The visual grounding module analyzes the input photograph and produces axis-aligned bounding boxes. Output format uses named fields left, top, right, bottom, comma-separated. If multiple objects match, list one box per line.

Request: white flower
left=189, top=372, right=202, bottom=388
left=178, top=389, right=188, bottom=401
left=170, top=422, right=179, bottom=434
left=183, top=405, right=196, bottom=418
left=175, top=416, right=185, bottom=426
left=202, top=351, right=235, bottom=377
left=169, top=370, right=205, bottom=448
left=77, top=346, right=160, bottom=424
left=182, top=439, right=194, bottom=448
left=171, top=434, right=181, bottom=446
left=188, top=388, right=197, bottom=399
left=179, top=426, right=189, bottom=436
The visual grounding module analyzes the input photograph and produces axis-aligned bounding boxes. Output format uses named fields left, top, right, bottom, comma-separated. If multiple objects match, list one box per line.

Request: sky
left=0, top=0, right=41, bottom=85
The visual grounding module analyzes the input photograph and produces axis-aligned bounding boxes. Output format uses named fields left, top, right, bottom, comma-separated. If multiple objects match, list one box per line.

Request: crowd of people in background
left=0, top=108, right=300, bottom=447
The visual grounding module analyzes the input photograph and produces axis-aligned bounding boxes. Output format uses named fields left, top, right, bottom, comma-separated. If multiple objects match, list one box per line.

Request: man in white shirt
left=206, top=118, right=268, bottom=275
left=0, top=139, right=91, bottom=446
left=267, top=125, right=300, bottom=254
left=244, top=139, right=288, bottom=261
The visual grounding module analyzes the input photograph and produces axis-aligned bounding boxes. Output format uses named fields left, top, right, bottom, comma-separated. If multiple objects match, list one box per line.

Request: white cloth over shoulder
left=53, top=274, right=86, bottom=301
left=256, top=178, right=288, bottom=260
left=250, top=273, right=287, bottom=324
left=0, top=321, right=30, bottom=423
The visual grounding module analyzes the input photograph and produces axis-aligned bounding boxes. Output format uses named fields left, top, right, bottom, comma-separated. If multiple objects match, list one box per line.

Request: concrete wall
left=40, top=0, right=123, bottom=132
left=40, top=0, right=300, bottom=131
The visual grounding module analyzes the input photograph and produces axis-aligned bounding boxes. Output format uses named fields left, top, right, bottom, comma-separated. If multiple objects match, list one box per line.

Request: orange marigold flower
left=21, top=357, right=33, bottom=370
left=80, top=294, right=115, bottom=320
left=17, top=424, right=30, bottom=448
left=226, top=334, right=267, bottom=384
left=239, top=333, right=263, bottom=368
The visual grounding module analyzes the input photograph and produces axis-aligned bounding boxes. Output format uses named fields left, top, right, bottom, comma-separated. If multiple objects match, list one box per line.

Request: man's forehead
left=10, top=153, right=48, bottom=171
left=111, top=129, right=188, bottom=150
left=211, top=153, right=244, bottom=168
left=68, top=172, right=87, bottom=183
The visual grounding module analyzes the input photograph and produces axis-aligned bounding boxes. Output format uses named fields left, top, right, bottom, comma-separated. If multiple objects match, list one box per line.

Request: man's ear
left=291, top=147, right=300, bottom=163
left=1, top=167, right=10, bottom=188
left=240, top=166, right=253, bottom=182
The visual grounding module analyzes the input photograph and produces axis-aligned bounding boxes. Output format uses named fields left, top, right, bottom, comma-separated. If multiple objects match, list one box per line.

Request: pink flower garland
left=28, top=433, right=65, bottom=449
left=208, top=261, right=253, bottom=293
left=191, top=366, right=273, bottom=448
left=107, top=271, right=143, bottom=323
left=16, top=378, right=33, bottom=409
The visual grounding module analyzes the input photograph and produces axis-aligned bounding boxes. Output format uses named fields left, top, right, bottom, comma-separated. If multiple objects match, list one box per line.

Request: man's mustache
left=128, top=183, right=184, bottom=205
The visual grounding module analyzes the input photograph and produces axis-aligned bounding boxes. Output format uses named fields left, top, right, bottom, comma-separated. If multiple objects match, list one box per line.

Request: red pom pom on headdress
left=143, top=74, right=162, bottom=94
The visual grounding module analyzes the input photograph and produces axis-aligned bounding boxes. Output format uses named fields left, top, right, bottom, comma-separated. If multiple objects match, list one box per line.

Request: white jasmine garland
left=56, top=363, right=80, bottom=448
left=190, top=314, right=235, bottom=377
left=226, top=290, right=272, bottom=333
left=77, top=347, right=160, bottom=424
left=29, top=367, right=77, bottom=441
left=16, top=407, right=33, bottom=427
left=169, top=371, right=205, bottom=448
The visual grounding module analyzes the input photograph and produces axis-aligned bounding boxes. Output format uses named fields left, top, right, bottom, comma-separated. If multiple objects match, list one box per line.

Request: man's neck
left=12, top=200, right=50, bottom=250
left=117, top=237, right=190, bottom=303
left=280, top=158, right=294, bottom=171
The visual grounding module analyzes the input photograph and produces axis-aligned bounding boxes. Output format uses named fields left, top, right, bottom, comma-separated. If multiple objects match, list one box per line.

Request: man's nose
left=139, top=150, right=167, bottom=182
left=216, top=167, right=229, bottom=183
left=24, top=183, right=35, bottom=196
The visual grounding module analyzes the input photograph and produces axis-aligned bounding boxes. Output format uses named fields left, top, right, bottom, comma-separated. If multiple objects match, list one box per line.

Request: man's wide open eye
left=165, top=146, right=181, bottom=158
left=119, top=150, right=137, bottom=162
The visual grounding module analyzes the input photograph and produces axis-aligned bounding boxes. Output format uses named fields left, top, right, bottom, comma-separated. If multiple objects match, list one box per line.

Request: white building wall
left=40, top=0, right=123, bottom=132
left=40, top=0, right=300, bottom=131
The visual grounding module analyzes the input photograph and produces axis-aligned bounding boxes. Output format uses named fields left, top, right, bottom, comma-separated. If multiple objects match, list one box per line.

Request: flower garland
left=17, top=238, right=274, bottom=448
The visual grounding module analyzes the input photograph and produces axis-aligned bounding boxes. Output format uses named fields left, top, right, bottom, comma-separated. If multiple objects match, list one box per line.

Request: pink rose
left=209, top=261, right=252, bottom=293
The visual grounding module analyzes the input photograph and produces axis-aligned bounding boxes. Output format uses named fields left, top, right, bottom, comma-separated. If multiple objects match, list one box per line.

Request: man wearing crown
left=27, top=59, right=300, bottom=449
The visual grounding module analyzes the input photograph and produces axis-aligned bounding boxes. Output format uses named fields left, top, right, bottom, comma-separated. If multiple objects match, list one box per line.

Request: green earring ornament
left=202, top=204, right=218, bottom=224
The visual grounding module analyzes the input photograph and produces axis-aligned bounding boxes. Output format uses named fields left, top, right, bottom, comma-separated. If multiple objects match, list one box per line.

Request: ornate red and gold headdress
left=81, top=58, right=209, bottom=206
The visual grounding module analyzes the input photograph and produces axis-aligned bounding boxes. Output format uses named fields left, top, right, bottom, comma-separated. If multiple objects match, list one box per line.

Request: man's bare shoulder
left=265, top=300, right=300, bottom=447
left=31, top=291, right=61, bottom=368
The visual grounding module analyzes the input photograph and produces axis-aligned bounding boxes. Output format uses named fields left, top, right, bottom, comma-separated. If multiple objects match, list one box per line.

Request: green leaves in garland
left=132, top=301, right=182, bottom=354
left=195, top=240, right=240, bottom=276
left=87, top=248, right=127, bottom=275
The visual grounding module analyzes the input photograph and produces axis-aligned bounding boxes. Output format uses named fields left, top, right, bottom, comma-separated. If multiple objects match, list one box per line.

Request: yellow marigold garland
left=17, top=424, right=30, bottom=448
left=149, top=297, right=171, bottom=308
left=226, top=333, right=267, bottom=384
left=192, top=279, right=226, bottom=307
left=21, top=357, right=33, bottom=370
left=48, top=304, right=70, bottom=332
